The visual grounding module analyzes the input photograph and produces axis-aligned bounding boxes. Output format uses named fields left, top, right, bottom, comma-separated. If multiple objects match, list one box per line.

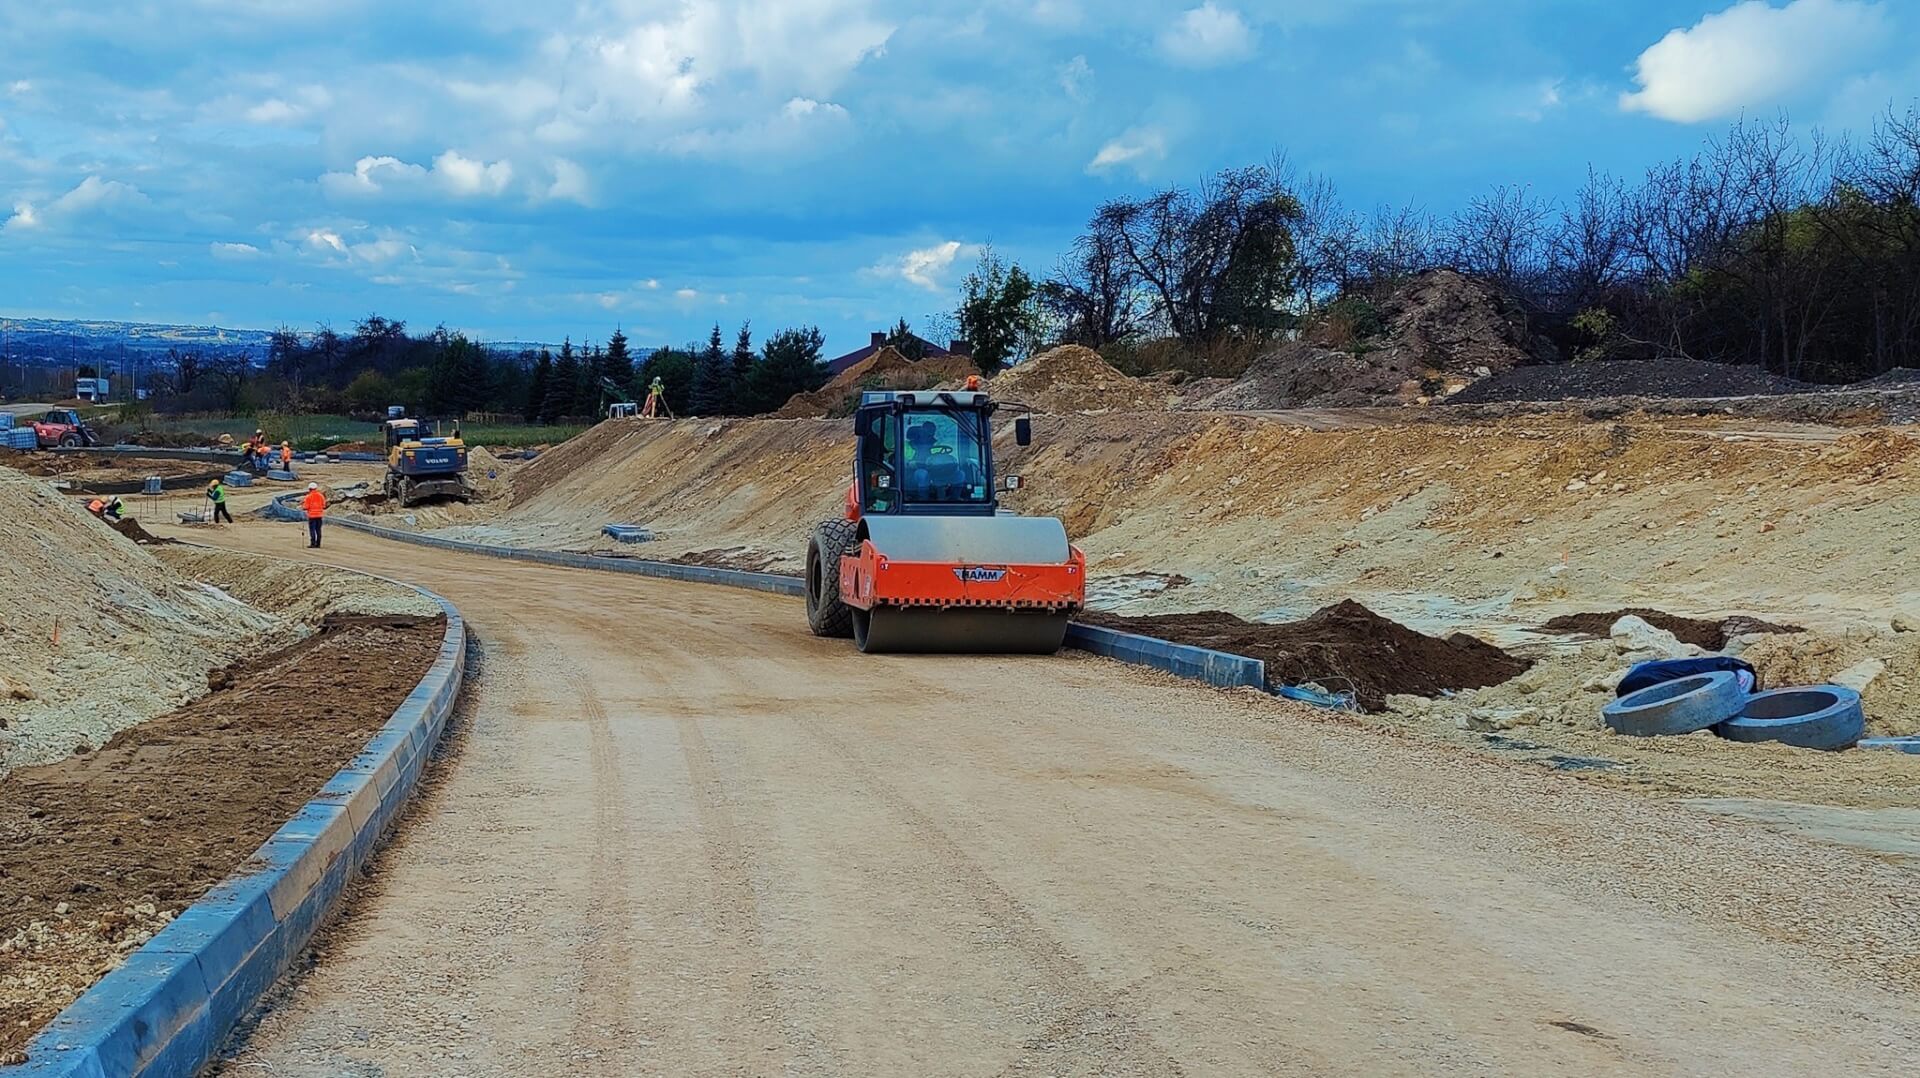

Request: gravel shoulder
left=175, top=520, right=1920, bottom=1078
left=0, top=615, right=444, bottom=1059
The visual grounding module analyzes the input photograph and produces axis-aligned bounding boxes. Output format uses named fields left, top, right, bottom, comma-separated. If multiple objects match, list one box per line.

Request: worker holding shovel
left=207, top=478, right=233, bottom=524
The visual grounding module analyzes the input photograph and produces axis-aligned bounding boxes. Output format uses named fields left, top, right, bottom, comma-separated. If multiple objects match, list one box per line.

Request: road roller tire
left=806, top=518, right=858, bottom=638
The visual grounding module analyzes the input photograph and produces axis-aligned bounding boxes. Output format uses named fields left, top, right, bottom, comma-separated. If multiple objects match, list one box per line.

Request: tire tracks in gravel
left=792, top=713, right=1189, bottom=1078
left=496, top=613, right=648, bottom=1069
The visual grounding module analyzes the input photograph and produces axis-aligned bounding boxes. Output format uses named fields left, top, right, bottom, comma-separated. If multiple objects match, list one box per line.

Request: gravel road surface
left=178, top=521, right=1920, bottom=1077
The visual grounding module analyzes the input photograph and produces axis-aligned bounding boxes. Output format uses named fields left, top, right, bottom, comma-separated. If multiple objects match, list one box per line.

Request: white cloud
left=871, top=240, right=977, bottom=292
left=545, top=157, right=590, bottom=204
left=674, top=287, right=700, bottom=300
left=210, top=241, right=262, bottom=259
left=1087, top=126, right=1168, bottom=176
left=7, top=80, right=31, bottom=96
left=663, top=96, right=852, bottom=158
left=642, top=278, right=660, bottom=290
left=320, top=151, right=515, bottom=198
left=5, top=176, right=147, bottom=232
left=305, top=229, right=347, bottom=254
left=1059, top=55, right=1092, bottom=101
left=320, top=155, right=427, bottom=196
left=246, top=98, right=301, bottom=124
left=432, top=150, right=513, bottom=196
left=1159, top=3, right=1257, bottom=68
left=1621, top=0, right=1888, bottom=123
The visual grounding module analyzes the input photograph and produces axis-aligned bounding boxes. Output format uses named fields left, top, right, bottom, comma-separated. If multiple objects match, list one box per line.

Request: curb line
left=3, top=582, right=466, bottom=1078
left=1860, top=737, right=1920, bottom=754
left=265, top=494, right=1271, bottom=694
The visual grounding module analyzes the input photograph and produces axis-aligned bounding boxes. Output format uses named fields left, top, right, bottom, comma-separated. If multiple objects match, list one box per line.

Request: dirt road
left=183, top=520, right=1920, bottom=1077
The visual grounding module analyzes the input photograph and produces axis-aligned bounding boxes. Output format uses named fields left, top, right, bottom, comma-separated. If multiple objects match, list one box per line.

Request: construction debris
left=1081, top=601, right=1529, bottom=710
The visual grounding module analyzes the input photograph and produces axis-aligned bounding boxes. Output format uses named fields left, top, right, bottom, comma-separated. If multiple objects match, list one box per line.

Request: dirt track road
left=183, top=520, right=1920, bottom=1077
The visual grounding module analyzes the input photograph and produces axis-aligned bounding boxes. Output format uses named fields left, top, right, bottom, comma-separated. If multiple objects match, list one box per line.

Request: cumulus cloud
left=7, top=80, right=31, bottom=96
left=545, top=157, right=590, bottom=204
left=319, top=151, right=515, bottom=198
left=242, top=86, right=329, bottom=125
left=1159, top=3, right=1257, bottom=68
left=1621, top=0, right=1888, bottom=123
left=5, top=176, right=148, bottom=232
left=210, top=241, right=262, bottom=259
left=871, top=240, right=977, bottom=292
left=1087, top=126, right=1168, bottom=176
left=305, top=228, right=347, bottom=254
left=663, top=96, right=853, bottom=158
left=516, top=0, right=891, bottom=143
left=432, top=150, right=513, bottom=196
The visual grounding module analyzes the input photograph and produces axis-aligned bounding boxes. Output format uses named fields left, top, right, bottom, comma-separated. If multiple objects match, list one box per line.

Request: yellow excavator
left=383, top=408, right=473, bottom=506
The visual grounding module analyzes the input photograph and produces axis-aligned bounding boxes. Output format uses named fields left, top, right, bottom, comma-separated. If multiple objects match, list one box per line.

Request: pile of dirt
left=153, top=546, right=443, bottom=625
left=1080, top=600, right=1530, bottom=710
left=773, top=346, right=981, bottom=418
left=0, top=468, right=291, bottom=772
left=107, top=517, right=173, bottom=545
left=0, top=617, right=444, bottom=1057
left=1739, top=626, right=1920, bottom=738
left=665, top=547, right=790, bottom=573
left=1538, top=608, right=1803, bottom=651
left=988, top=346, right=1168, bottom=413
left=1395, top=614, right=1920, bottom=740
left=323, top=441, right=381, bottom=455
left=1858, top=367, right=1920, bottom=388
left=1374, top=268, right=1546, bottom=376
left=1449, top=359, right=1815, bottom=404
left=121, top=430, right=218, bottom=449
left=466, top=445, right=510, bottom=500
left=1197, top=341, right=1415, bottom=410
left=1199, top=270, right=1549, bottom=410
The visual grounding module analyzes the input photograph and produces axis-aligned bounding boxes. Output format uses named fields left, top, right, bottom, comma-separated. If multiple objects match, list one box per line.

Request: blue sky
left=1, top=0, right=1916, bottom=357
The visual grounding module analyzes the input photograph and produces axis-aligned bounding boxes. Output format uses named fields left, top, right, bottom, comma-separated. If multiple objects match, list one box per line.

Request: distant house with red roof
left=826, top=331, right=973, bottom=376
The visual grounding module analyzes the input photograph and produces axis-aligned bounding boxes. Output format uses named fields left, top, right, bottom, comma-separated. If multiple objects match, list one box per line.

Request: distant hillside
left=0, top=317, right=277, bottom=360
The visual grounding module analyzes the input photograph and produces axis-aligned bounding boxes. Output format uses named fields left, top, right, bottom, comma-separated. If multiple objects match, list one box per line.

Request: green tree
left=885, top=317, right=926, bottom=360
left=640, top=348, right=695, bottom=415
left=343, top=368, right=393, bottom=413
left=525, top=349, right=553, bottom=421
left=425, top=333, right=491, bottom=415
left=730, top=322, right=755, bottom=409
left=545, top=338, right=580, bottom=420
left=745, top=326, right=828, bottom=413
left=955, top=248, right=1043, bottom=373
left=691, top=323, right=734, bottom=415
left=604, top=329, right=635, bottom=396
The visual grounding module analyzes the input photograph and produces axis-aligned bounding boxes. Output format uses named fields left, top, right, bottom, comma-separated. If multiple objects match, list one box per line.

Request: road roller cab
left=805, top=388, right=1086, bottom=653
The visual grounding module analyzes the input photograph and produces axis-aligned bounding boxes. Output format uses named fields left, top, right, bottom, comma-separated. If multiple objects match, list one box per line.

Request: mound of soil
left=122, top=430, right=218, bottom=449
left=773, top=347, right=980, bottom=418
left=989, top=346, right=1167, bottom=413
left=1538, top=609, right=1804, bottom=651
left=1449, top=359, right=1815, bottom=404
left=1198, top=270, right=1549, bottom=410
left=107, top=517, right=173, bottom=545
left=1081, top=600, right=1529, bottom=710
left=1857, top=367, right=1920, bottom=388
left=0, top=616, right=444, bottom=1057
left=1198, top=342, right=1412, bottom=410
left=323, top=441, right=381, bottom=454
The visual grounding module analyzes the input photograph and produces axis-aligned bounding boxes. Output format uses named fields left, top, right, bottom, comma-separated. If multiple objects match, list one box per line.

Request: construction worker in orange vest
left=302, top=482, right=328, bottom=548
left=279, top=441, right=294, bottom=471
